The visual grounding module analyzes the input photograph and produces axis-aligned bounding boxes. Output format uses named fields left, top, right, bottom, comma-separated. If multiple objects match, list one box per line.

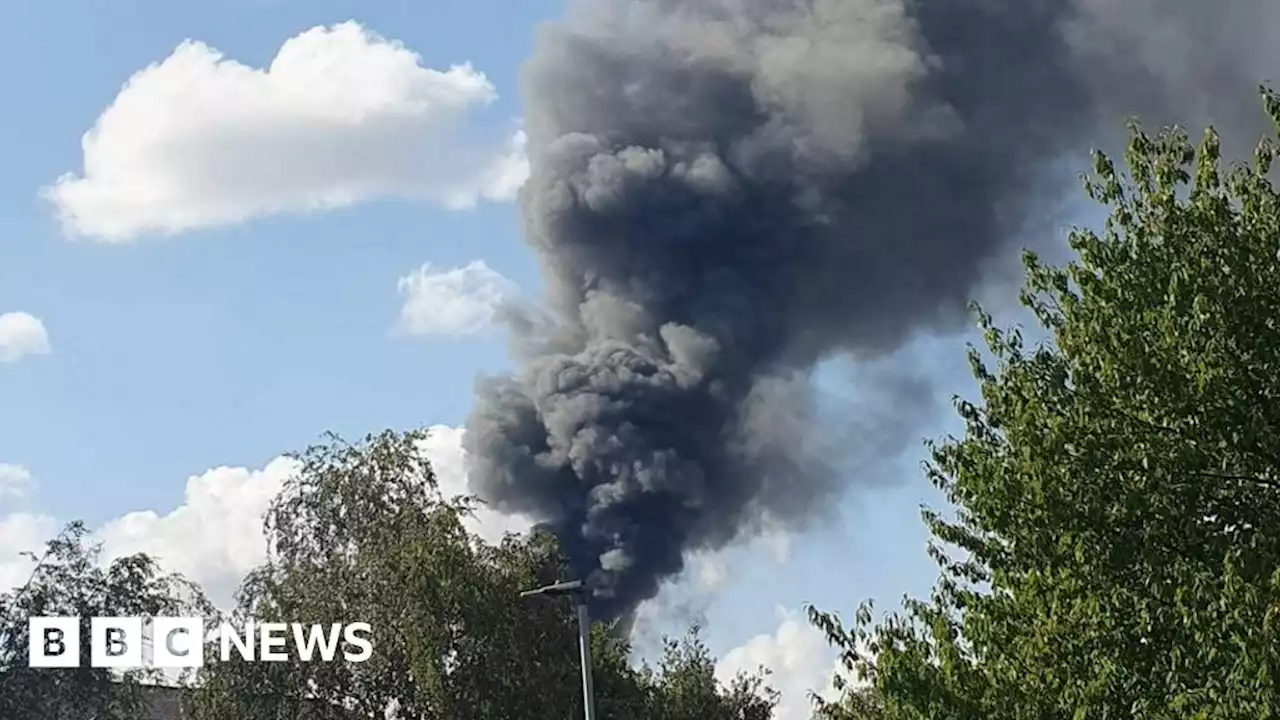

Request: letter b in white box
left=152, top=616, right=204, bottom=668
left=90, top=617, right=143, bottom=668
left=28, top=617, right=80, bottom=667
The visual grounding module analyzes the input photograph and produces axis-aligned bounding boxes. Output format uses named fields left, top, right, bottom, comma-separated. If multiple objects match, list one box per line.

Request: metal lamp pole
left=520, top=580, right=597, bottom=720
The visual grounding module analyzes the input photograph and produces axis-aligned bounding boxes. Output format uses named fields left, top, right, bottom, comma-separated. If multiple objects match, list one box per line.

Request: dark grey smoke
left=463, top=0, right=1279, bottom=620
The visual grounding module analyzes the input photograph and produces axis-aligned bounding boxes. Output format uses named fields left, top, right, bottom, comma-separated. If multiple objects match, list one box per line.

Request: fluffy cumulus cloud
left=45, top=21, right=529, bottom=241
left=96, top=457, right=300, bottom=606
left=0, top=462, right=295, bottom=608
left=414, top=424, right=534, bottom=541
left=716, top=608, right=844, bottom=720
left=0, top=426, right=529, bottom=607
left=396, top=261, right=518, bottom=337
left=0, top=312, right=51, bottom=362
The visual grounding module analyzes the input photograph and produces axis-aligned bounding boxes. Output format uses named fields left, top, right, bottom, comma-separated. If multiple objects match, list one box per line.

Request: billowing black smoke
left=463, top=0, right=1278, bottom=621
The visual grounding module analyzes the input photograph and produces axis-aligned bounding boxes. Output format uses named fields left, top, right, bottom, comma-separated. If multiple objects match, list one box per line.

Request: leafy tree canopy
left=0, top=522, right=213, bottom=720
left=192, top=429, right=777, bottom=720
left=811, top=89, right=1280, bottom=719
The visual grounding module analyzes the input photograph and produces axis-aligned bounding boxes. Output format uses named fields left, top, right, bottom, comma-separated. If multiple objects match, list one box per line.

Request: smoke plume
left=463, top=0, right=1278, bottom=620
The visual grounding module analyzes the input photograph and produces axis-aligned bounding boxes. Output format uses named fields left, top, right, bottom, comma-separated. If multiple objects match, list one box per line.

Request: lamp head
left=519, top=579, right=585, bottom=598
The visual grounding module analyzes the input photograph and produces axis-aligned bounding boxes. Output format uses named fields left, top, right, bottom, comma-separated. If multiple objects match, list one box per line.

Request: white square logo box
left=90, top=617, right=144, bottom=668
left=28, top=616, right=80, bottom=668
left=152, top=616, right=205, bottom=668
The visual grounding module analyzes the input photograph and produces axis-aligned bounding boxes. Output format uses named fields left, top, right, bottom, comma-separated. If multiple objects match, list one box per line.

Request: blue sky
left=0, top=0, right=552, bottom=514
left=0, top=2, right=1090, bottom=716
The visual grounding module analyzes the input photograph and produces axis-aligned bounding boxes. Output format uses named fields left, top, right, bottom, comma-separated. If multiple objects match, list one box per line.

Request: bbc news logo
left=28, top=617, right=373, bottom=669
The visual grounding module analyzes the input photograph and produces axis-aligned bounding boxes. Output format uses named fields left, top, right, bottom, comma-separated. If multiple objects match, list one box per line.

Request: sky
left=0, top=2, right=1087, bottom=717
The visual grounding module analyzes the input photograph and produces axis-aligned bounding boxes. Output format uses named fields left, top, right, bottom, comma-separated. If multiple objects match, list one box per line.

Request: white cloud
left=0, top=312, right=51, bottom=362
left=717, top=607, right=843, bottom=720
left=416, top=424, right=534, bottom=542
left=0, top=513, right=58, bottom=592
left=0, top=464, right=34, bottom=500
left=81, top=425, right=525, bottom=607
left=45, top=21, right=529, bottom=242
left=467, top=129, right=529, bottom=206
left=97, top=457, right=299, bottom=607
left=0, top=427, right=530, bottom=607
left=0, top=461, right=294, bottom=608
left=396, top=261, right=518, bottom=336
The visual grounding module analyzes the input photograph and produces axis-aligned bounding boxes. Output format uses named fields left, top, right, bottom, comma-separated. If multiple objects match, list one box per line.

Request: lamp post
left=520, top=580, right=597, bottom=720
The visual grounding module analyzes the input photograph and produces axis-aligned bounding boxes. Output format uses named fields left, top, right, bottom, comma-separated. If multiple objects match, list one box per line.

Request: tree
left=192, top=428, right=776, bottom=719
left=641, top=627, right=778, bottom=720
left=0, top=521, right=213, bottom=720
left=810, top=89, right=1280, bottom=719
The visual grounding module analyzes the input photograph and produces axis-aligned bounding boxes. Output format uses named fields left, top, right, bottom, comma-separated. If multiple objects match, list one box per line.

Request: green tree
left=192, top=429, right=776, bottom=719
left=641, top=627, right=778, bottom=720
left=811, top=90, right=1280, bottom=719
left=0, top=521, right=213, bottom=720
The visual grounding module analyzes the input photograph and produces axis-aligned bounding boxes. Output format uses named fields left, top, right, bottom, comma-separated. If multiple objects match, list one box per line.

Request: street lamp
left=520, top=580, right=597, bottom=720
